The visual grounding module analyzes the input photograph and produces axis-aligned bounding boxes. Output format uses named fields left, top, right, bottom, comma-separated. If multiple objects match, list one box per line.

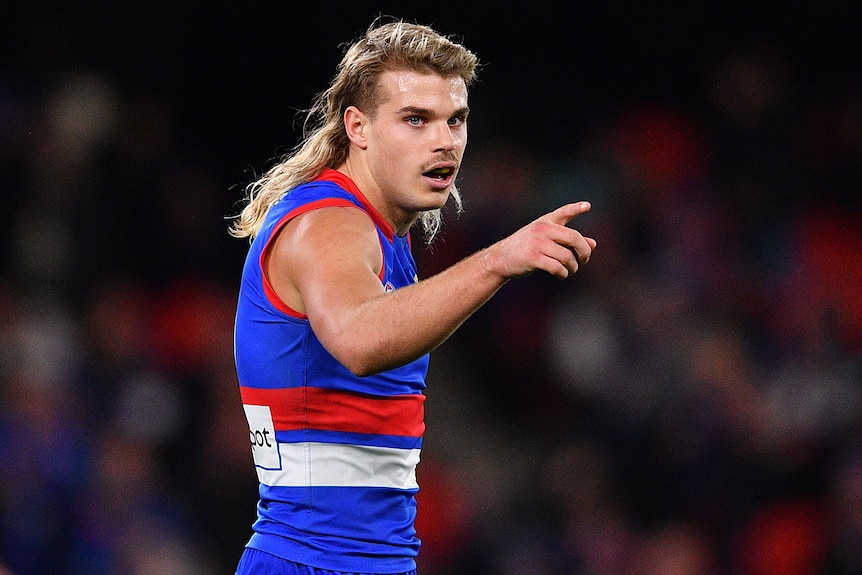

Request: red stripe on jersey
left=315, top=168, right=395, bottom=242
left=240, top=386, right=426, bottom=438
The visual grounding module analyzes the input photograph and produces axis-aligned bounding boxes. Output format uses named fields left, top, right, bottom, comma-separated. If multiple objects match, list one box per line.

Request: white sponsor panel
left=257, top=442, right=420, bottom=489
left=243, top=404, right=282, bottom=471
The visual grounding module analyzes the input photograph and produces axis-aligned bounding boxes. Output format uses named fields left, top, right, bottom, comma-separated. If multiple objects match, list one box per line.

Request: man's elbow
left=337, top=344, right=410, bottom=377
left=339, top=354, right=382, bottom=378
left=320, top=328, right=400, bottom=377
left=328, top=343, right=383, bottom=377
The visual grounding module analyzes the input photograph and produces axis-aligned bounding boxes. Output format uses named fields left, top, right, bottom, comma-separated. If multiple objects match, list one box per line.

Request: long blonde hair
left=228, top=19, right=479, bottom=242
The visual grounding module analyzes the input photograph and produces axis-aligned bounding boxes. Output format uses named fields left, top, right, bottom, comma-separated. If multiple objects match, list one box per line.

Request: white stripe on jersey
left=255, top=442, right=420, bottom=489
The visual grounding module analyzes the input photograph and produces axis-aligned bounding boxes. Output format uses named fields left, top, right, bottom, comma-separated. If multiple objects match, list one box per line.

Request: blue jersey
left=233, top=168, right=429, bottom=572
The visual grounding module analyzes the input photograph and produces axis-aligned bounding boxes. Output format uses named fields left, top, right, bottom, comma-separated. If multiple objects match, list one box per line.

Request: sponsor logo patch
left=243, top=404, right=282, bottom=470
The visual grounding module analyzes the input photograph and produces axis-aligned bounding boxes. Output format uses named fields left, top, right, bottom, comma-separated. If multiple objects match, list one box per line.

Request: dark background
left=1, top=2, right=861, bottom=574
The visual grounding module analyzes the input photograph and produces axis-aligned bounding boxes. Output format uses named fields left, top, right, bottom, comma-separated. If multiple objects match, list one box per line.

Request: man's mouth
left=424, top=167, right=454, bottom=180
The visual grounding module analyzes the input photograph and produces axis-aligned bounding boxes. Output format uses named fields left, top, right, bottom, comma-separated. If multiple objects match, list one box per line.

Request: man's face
left=362, top=69, right=469, bottom=222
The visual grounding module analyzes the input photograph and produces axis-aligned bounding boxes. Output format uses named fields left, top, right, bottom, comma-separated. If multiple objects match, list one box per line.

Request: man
left=230, top=19, right=596, bottom=575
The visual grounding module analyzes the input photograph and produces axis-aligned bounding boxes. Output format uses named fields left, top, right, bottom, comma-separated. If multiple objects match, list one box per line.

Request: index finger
left=543, top=202, right=592, bottom=226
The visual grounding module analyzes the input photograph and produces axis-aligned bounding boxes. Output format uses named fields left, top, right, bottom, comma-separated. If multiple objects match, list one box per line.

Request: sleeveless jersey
left=233, top=168, right=429, bottom=572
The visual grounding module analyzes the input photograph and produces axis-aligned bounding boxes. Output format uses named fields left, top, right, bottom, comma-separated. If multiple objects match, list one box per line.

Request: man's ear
left=344, top=106, right=369, bottom=149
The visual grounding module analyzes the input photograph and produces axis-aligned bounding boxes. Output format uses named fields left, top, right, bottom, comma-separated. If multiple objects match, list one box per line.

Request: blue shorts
left=235, top=547, right=418, bottom=575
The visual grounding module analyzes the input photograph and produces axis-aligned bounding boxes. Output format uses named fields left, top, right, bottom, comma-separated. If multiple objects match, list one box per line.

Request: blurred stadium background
left=1, top=2, right=860, bottom=574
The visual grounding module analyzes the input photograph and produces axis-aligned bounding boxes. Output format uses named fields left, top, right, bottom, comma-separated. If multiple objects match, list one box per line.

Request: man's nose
left=432, top=122, right=456, bottom=151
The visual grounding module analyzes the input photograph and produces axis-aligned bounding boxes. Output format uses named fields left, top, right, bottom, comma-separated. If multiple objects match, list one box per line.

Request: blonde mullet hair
left=228, top=19, right=479, bottom=243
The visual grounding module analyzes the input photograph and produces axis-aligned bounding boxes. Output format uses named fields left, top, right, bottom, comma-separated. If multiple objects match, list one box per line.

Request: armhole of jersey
left=259, top=198, right=387, bottom=317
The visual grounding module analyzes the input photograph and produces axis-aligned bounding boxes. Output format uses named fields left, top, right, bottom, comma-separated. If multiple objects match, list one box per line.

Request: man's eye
left=407, top=116, right=423, bottom=126
left=448, top=116, right=465, bottom=126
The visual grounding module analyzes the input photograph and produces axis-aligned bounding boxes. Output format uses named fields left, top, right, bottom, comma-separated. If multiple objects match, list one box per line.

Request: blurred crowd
left=1, top=11, right=861, bottom=575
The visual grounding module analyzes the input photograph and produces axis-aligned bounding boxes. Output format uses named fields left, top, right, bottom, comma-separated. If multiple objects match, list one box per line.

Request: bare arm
left=266, top=202, right=596, bottom=376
